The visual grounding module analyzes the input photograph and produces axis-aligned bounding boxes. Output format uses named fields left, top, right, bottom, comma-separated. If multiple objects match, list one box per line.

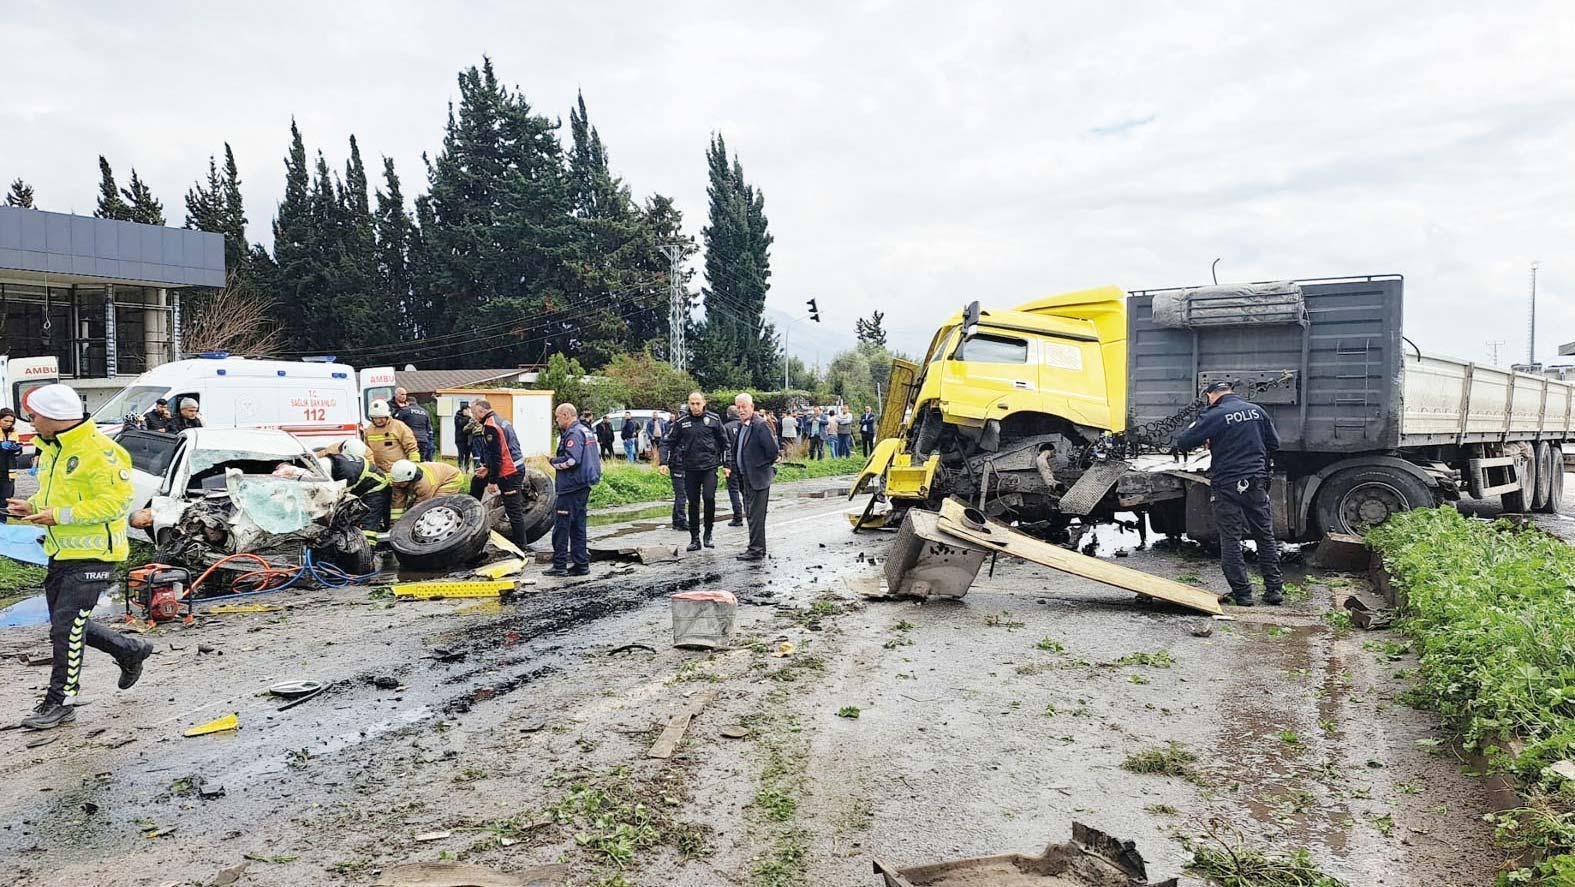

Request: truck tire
left=484, top=468, right=556, bottom=544
left=391, top=494, right=491, bottom=571
left=1532, top=441, right=1556, bottom=513
left=1313, top=465, right=1435, bottom=535
left=1502, top=447, right=1534, bottom=514
left=1537, top=447, right=1562, bottom=516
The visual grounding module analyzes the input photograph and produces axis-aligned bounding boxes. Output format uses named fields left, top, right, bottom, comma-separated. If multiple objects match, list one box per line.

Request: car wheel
left=391, top=494, right=491, bottom=571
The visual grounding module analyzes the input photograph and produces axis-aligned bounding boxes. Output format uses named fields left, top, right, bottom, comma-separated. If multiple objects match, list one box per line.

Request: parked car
left=602, top=409, right=674, bottom=457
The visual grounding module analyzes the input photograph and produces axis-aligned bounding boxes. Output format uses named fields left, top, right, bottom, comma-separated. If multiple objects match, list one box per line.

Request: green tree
left=271, top=119, right=316, bottom=350
left=856, top=310, right=888, bottom=348
left=824, top=342, right=897, bottom=414
left=374, top=156, right=416, bottom=338
left=602, top=350, right=699, bottom=412
left=122, top=170, right=164, bottom=225
left=692, top=133, right=778, bottom=388
left=536, top=351, right=591, bottom=410
left=6, top=179, right=36, bottom=208
left=95, top=157, right=131, bottom=219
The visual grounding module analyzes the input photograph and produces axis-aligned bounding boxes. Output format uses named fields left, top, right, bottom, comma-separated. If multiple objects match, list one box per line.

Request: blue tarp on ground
left=0, top=523, right=48, bottom=566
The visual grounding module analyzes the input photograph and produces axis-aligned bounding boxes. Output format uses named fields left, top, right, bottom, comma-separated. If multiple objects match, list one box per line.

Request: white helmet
left=389, top=459, right=420, bottom=484
left=341, top=438, right=369, bottom=460
left=367, top=399, right=392, bottom=419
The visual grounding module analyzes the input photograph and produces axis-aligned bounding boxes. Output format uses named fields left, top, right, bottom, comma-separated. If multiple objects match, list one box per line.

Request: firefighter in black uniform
left=320, top=438, right=393, bottom=532
left=1173, top=381, right=1284, bottom=606
left=662, top=391, right=729, bottom=551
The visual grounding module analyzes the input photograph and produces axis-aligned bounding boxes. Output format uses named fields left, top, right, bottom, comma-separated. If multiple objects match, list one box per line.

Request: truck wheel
left=485, top=469, right=556, bottom=544
left=1502, top=447, right=1534, bottom=514
left=1532, top=442, right=1556, bottom=513
left=1314, top=466, right=1434, bottom=535
left=391, top=494, right=491, bottom=571
left=1537, top=447, right=1562, bottom=516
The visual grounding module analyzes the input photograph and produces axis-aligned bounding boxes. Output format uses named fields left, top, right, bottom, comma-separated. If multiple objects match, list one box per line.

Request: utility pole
left=660, top=243, right=687, bottom=372
left=1487, top=340, right=1505, bottom=367
left=1527, top=261, right=1541, bottom=365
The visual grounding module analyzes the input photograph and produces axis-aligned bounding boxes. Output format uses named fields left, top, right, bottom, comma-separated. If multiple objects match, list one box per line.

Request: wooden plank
left=935, top=499, right=1222, bottom=616
left=647, top=689, right=718, bottom=759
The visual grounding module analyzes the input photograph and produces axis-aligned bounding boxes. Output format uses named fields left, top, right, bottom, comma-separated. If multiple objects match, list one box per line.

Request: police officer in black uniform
left=663, top=391, right=729, bottom=551
left=1173, top=381, right=1284, bottom=606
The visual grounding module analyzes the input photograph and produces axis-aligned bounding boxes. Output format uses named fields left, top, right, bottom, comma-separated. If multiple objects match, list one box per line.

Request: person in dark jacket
left=321, top=438, right=392, bottom=532
left=722, top=405, right=745, bottom=526
left=859, top=406, right=877, bottom=458
left=545, top=403, right=599, bottom=577
left=143, top=399, right=177, bottom=433
left=1174, top=381, right=1284, bottom=607
left=453, top=403, right=473, bottom=471
left=725, top=392, right=780, bottom=561
left=171, top=397, right=204, bottom=432
left=594, top=415, right=615, bottom=459
left=0, top=408, right=19, bottom=506
left=664, top=391, right=729, bottom=550
left=471, top=397, right=530, bottom=551
left=392, top=388, right=434, bottom=462
left=619, top=411, right=639, bottom=463
left=656, top=410, right=687, bottom=532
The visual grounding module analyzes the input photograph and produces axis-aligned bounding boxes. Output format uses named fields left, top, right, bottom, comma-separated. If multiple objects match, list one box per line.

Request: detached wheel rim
left=412, top=505, right=463, bottom=542
left=1337, top=481, right=1407, bottom=532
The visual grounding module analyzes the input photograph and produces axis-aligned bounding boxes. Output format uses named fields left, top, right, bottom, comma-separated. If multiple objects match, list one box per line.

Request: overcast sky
left=4, top=1, right=1571, bottom=367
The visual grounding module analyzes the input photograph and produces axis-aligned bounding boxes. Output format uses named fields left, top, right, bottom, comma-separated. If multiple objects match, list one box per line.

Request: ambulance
left=0, top=354, right=61, bottom=445
left=92, top=354, right=396, bottom=448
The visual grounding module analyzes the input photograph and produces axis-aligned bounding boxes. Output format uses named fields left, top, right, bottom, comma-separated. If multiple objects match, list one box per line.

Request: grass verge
left=1366, top=506, right=1575, bottom=883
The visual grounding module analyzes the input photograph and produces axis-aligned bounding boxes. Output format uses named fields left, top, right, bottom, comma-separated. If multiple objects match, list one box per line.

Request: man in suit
left=725, top=392, right=779, bottom=561
left=722, top=405, right=745, bottom=526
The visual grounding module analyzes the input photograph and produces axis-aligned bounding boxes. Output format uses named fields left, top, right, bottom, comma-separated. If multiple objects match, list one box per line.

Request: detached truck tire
left=391, top=494, right=491, bottom=571
left=484, top=468, right=556, bottom=544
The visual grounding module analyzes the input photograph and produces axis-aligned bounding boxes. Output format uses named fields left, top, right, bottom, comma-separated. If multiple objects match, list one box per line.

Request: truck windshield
left=95, top=385, right=170, bottom=423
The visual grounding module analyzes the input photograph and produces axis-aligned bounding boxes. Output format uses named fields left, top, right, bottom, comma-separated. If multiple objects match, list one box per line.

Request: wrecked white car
left=118, top=428, right=373, bottom=574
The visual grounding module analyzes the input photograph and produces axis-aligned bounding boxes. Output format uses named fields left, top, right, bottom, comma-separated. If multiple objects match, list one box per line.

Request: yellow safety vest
left=29, top=420, right=134, bottom=562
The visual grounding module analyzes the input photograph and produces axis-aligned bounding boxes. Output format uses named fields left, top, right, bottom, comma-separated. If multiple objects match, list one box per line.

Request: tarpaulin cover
left=0, top=523, right=47, bottom=566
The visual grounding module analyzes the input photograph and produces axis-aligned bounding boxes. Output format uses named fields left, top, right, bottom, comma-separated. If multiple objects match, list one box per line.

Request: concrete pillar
left=104, top=285, right=117, bottom=377
left=170, top=289, right=182, bottom=360
left=144, top=287, right=167, bottom=368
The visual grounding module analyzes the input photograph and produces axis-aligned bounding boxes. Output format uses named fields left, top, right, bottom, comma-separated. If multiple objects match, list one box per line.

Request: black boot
left=543, top=566, right=570, bottom=577
left=567, top=564, right=590, bottom=577
left=687, top=535, right=702, bottom=552
left=21, top=699, right=75, bottom=731
left=703, top=530, right=715, bottom=549
left=1261, top=588, right=1284, bottom=606
left=118, top=639, right=154, bottom=690
left=728, top=515, right=744, bottom=527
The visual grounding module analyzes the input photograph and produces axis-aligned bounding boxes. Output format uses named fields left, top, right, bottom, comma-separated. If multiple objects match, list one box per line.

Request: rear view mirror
left=962, top=301, right=981, bottom=339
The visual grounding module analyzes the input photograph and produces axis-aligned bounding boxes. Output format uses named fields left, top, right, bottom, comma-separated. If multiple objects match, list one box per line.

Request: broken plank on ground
left=647, top=689, right=717, bottom=759
left=934, top=498, right=1221, bottom=616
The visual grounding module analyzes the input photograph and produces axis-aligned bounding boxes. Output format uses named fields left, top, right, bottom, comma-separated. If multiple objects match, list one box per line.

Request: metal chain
left=1083, top=371, right=1297, bottom=463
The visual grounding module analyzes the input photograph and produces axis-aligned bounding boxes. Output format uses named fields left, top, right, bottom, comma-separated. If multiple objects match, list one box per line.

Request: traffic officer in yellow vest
left=7, top=383, right=152, bottom=730
left=388, top=459, right=465, bottom=520
left=364, top=399, right=418, bottom=472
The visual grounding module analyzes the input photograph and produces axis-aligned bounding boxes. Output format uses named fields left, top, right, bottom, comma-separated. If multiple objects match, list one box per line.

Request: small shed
left=437, top=388, right=555, bottom=458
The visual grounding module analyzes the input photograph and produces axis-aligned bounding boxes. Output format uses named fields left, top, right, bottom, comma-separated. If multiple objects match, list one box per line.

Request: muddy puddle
left=589, top=504, right=672, bottom=527
left=0, top=589, right=119, bottom=627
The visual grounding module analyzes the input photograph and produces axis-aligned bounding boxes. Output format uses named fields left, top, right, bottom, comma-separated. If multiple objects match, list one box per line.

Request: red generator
left=125, top=564, right=193, bottom=626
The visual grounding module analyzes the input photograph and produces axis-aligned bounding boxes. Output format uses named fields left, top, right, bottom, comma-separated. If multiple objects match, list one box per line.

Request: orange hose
left=188, top=552, right=301, bottom=596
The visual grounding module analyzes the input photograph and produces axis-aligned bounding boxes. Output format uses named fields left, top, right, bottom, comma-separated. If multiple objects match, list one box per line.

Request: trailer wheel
left=1532, top=442, right=1556, bottom=513
left=1501, top=447, right=1534, bottom=514
left=1313, top=466, right=1434, bottom=535
left=391, top=494, right=491, bottom=570
left=1538, top=443, right=1565, bottom=514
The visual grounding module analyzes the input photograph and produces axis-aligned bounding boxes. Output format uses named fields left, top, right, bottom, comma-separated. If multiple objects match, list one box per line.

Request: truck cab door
left=878, top=358, right=919, bottom=442
left=359, top=367, right=397, bottom=418
left=939, top=331, right=1034, bottom=424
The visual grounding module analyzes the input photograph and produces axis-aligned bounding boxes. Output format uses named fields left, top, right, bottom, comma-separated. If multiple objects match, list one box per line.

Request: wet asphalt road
left=0, top=474, right=1545, bottom=886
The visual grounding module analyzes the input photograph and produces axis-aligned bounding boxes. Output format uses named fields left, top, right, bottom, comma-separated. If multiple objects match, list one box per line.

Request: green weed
left=1121, top=742, right=1201, bottom=783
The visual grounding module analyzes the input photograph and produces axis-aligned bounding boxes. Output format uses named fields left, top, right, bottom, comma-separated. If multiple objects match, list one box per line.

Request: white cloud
left=2, top=0, right=1569, bottom=364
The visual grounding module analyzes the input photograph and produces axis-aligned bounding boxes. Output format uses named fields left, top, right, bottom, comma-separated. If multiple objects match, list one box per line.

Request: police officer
left=546, top=403, right=600, bottom=577
left=391, top=387, right=435, bottom=462
left=656, top=410, right=688, bottom=533
left=320, top=437, right=393, bottom=532
left=1173, top=381, right=1284, bottom=606
left=663, top=391, right=729, bottom=551
left=7, top=383, right=152, bottom=730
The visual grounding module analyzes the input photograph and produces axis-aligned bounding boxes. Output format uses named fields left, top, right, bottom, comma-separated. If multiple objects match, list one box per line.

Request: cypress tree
left=693, top=134, right=777, bottom=388
left=121, top=170, right=165, bottom=225
left=95, top=157, right=131, bottom=219
left=219, top=145, right=250, bottom=277
left=374, top=157, right=416, bottom=338
left=271, top=120, right=316, bottom=350
left=183, top=155, right=225, bottom=233
left=5, top=180, right=35, bottom=208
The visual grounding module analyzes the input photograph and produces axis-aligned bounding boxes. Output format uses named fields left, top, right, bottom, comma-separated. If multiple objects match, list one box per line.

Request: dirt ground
left=0, top=474, right=1532, bottom=887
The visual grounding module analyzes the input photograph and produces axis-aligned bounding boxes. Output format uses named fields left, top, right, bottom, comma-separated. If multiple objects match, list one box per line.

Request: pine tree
left=95, top=158, right=131, bottom=219
left=693, top=134, right=777, bottom=388
left=422, top=57, right=581, bottom=367
left=374, top=157, right=416, bottom=337
left=219, top=145, right=250, bottom=277
left=121, top=170, right=164, bottom=225
left=271, top=119, right=317, bottom=350
left=334, top=135, right=383, bottom=349
left=856, top=310, right=888, bottom=348
left=183, top=155, right=225, bottom=233
left=6, top=179, right=35, bottom=208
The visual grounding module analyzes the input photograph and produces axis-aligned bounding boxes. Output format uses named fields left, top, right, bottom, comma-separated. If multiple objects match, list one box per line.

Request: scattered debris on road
left=648, top=688, right=717, bottom=759
left=182, top=713, right=238, bottom=737
left=872, top=822, right=1176, bottom=886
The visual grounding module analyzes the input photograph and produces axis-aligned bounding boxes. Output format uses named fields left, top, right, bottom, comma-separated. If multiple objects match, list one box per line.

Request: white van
left=0, top=354, right=61, bottom=446
left=93, top=355, right=396, bottom=448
